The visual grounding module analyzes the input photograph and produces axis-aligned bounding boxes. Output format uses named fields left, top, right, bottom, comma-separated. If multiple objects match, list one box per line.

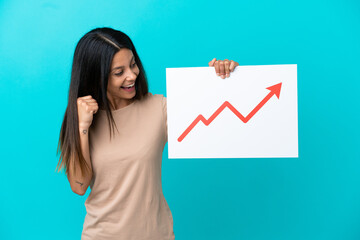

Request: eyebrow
left=111, top=56, right=135, bottom=71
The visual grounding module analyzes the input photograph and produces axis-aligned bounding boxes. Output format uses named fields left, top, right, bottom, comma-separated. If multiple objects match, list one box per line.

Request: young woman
left=56, top=27, right=239, bottom=240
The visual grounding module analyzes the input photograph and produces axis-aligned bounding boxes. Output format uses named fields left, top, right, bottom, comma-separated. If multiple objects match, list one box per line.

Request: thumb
left=208, top=58, right=216, bottom=66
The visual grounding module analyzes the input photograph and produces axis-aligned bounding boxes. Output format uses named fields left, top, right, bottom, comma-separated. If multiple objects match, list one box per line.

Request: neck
left=108, top=98, right=134, bottom=111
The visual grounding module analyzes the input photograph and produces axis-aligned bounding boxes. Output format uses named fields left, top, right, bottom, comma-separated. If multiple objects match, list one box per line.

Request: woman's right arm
left=67, top=126, right=93, bottom=195
left=67, top=95, right=98, bottom=196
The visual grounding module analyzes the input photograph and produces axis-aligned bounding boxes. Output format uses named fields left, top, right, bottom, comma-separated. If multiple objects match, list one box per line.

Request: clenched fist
left=77, top=95, right=99, bottom=130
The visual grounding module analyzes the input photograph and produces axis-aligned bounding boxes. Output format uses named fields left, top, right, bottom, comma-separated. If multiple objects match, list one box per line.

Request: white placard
left=166, top=65, right=298, bottom=158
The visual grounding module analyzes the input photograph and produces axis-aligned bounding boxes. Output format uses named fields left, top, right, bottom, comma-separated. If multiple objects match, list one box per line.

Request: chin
left=122, top=92, right=136, bottom=99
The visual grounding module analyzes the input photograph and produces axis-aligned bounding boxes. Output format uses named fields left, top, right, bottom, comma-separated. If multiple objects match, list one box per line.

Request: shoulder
left=138, top=92, right=166, bottom=113
left=141, top=92, right=166, bottom=104
left=144, top=92, right=165, bottom=99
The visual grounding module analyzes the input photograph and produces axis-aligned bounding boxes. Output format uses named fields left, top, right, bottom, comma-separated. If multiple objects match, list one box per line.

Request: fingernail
left=226, top=74, right=230, bottom=78
left=216, top=73, right=220, bottom=76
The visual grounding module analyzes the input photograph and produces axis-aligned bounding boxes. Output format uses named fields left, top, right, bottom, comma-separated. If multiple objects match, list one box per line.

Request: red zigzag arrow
left=177, top=82, right=282, bottom=142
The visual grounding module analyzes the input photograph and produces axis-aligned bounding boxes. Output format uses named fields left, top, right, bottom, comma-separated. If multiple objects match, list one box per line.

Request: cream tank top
left=81, top=93, right=175, bottom=240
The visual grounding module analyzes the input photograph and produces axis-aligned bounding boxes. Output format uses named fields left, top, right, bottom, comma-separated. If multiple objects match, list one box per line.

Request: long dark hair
left=56, top=27, right=148, bottom=177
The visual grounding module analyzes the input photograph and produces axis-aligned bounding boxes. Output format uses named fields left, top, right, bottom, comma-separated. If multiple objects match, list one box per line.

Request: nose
left=125, top=69, right=138, bottom=81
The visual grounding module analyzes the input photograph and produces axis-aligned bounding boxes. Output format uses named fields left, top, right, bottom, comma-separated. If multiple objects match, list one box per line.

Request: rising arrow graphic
left=177, top=82, right=282, bottom=142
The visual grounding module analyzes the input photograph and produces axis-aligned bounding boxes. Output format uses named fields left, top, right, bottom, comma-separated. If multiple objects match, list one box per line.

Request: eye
left=131, top=62, right=137, bottom=67
left=114, top=71, right=123, bottom=76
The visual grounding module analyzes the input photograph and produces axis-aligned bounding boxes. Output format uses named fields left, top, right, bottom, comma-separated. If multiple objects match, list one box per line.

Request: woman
left=56, top=27, right=239, bottom=240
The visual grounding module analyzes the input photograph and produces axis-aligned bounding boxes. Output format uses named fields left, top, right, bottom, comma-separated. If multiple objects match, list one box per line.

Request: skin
left=208, top=58, right=239, bottom=79
left=85, top=51, right=240, bottom=115
left=106, top=48, right=140, bottom=110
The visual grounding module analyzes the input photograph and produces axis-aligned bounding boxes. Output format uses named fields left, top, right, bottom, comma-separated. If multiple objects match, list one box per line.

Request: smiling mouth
left=121, top=83, right=135, bottom=89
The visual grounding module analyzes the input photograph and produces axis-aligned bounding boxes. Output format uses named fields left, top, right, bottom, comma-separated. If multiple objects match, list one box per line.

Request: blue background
left=1, top=0, right=359, bottom=239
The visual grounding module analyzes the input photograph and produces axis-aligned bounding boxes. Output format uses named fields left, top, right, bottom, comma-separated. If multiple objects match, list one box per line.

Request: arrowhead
left=266, top=82, right=282, bottom=99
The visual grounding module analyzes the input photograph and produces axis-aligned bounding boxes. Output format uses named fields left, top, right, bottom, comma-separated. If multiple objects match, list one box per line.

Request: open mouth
left=121, top=83, right=135, bottom=89
left=120, top=82, right=135, bottom=92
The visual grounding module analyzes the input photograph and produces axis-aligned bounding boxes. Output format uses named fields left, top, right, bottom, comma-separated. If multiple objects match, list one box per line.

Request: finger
left=86, top=102, right=98, bottom=106
left=229, top=60, right=239, bottom=72
left=80, top=95, right=92, bottom=99
left=224, top=59, right=230, bottom=78
left=92, top=106, right=99, bottom=114
left=86, top=105, right=98, bottom=113
left=208, top=58, right=216, bottom=66
left=78, top=99, right=96, bottom=105
left=80, top=101, right=97, bottom=107
left=82, top=99, right=97, bottom=103
left=219, top=61, right=225, bottom=79
left=214, top=61, right=220, bottom=76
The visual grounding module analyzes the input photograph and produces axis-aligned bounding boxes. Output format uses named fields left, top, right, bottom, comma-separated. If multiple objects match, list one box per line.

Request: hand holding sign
left=208, top=58, right=239, bottom=79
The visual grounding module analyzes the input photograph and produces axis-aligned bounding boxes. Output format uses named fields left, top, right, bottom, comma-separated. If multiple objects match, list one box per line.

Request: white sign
left=166, top=65, right=298, bottom=158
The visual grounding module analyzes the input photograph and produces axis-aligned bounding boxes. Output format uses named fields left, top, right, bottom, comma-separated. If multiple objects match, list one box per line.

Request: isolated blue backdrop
left=0, top=0, right=359, bottom=239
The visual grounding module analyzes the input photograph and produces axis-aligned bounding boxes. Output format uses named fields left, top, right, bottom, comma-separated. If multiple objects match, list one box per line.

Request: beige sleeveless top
left=81, top=93, right=175, bottom=240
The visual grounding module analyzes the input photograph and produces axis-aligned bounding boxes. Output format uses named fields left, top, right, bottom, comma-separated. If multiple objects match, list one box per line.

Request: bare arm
left=67, top=126, right=93, bottom=195
left=67, top=95, right=98, bottom=195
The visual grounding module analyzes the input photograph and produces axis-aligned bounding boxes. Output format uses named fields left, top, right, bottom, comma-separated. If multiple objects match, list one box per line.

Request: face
left=106, top=48, right=140, bottom=110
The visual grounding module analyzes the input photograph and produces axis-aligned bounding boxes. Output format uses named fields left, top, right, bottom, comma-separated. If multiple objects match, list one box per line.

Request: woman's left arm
left=208, top=58, right=239, bottom=79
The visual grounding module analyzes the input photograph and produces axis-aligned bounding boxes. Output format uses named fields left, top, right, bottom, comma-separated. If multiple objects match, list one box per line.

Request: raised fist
left=77, top=95, right=99, bottom=130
